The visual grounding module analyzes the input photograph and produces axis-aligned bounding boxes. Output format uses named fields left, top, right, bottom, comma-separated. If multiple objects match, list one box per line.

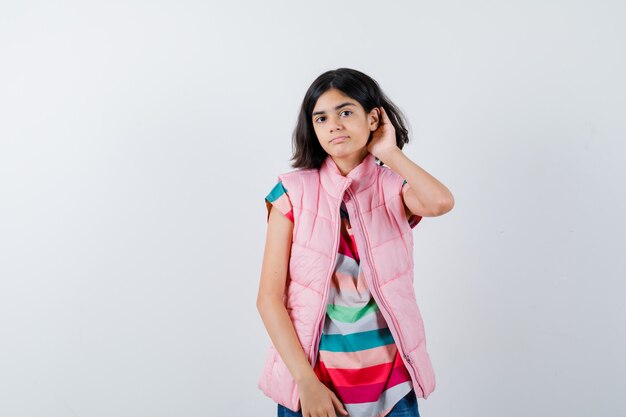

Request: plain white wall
left=1, top=1, right=624, bottom=416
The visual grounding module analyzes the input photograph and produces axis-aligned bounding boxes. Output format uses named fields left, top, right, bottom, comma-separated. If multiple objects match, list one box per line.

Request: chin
left=330, top=150, right=361, bottom=160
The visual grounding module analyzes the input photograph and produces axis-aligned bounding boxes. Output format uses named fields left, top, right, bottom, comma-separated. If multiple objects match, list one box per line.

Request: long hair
left=290, top=68, right=411, bottom=169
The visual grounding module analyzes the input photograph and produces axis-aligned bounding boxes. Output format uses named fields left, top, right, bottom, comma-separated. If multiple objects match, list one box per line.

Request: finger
left=380, top=106, right=391, bottom=122
left=331, top=394, right=349, bottom=415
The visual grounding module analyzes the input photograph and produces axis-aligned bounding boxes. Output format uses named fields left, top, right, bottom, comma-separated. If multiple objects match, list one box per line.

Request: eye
left=313, top=110, right=352, bottom=123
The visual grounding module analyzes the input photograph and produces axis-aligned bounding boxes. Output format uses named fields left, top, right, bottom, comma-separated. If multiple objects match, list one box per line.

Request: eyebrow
left=312, top=102, right=356, bottom=117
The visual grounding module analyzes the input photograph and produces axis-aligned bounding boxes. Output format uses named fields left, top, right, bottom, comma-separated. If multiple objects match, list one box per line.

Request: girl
left=257, top=68, right=454, bottom=417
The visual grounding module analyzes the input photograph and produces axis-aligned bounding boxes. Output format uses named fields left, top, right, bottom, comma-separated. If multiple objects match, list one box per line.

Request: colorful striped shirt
left=265, top=179, right=421, bottom=417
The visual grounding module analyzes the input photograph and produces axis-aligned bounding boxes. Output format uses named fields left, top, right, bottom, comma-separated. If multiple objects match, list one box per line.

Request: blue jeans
left=277, top=389, right=420, bottom=417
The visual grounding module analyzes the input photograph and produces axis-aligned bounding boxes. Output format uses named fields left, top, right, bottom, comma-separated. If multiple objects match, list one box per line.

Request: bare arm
left=382, top=147, right=455, bottom=217
left=256, top=206, right=317, bottom=383
left=256, top=207, right=348, bottom=416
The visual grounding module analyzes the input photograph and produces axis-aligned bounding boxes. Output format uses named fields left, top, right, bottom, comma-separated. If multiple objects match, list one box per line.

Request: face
left=311, top=88, right=379, bottom=160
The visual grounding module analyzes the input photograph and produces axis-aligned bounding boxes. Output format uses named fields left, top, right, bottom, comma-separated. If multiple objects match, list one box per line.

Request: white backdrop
left=1, top=1, right=624, bottom=416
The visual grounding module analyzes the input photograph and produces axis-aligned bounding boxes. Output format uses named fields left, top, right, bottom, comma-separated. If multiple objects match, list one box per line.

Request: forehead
left=312, top=89, right=361, bottom=114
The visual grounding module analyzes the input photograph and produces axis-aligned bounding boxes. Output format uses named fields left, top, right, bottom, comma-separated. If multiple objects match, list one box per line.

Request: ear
left=368, top=107, right=380, bottom=131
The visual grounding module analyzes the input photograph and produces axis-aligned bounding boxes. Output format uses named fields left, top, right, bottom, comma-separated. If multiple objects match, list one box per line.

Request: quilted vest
left=258, top=152, right=436, bottom=411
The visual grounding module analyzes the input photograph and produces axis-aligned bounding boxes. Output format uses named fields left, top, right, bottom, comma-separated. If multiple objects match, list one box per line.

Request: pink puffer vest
left=258, top=152, right=436, bottom=411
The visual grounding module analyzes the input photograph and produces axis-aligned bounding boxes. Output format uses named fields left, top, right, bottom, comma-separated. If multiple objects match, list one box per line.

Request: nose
left=329, top=116, right=343, bottom=133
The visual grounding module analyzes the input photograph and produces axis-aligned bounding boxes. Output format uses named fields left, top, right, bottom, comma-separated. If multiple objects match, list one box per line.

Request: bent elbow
left=435, top=196, right=455, bottom=216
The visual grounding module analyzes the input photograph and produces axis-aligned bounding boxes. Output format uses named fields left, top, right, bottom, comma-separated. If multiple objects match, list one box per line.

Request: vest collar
left=319, top=152, right=379, bottom=198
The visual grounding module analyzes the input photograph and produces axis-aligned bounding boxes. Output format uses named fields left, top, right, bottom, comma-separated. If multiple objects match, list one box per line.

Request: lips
left=330, top=136, right=348, bottom=143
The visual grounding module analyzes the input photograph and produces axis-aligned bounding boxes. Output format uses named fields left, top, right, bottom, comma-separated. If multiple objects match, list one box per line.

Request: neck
left=330, top=148, right=370, bottom=176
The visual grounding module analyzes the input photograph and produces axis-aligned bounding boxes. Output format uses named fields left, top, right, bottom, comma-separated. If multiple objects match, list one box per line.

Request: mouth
left=330, top=136, right=348, bottom=143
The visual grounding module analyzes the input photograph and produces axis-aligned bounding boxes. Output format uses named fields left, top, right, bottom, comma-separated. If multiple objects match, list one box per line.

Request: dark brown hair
left=290, top=68, right=411, bottom=169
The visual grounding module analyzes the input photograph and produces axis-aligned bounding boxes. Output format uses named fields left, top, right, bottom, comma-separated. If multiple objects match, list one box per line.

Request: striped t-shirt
left=265, top=179, right=421, bottom=417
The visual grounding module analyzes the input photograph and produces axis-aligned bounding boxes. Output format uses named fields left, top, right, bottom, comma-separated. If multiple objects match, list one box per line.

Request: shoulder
left=275, top=167, right=320, bottom=193
left=276, top=167, right=318, bottom=182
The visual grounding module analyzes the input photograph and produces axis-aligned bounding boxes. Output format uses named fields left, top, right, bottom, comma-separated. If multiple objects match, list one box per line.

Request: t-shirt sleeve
left=402, top=179, right=422, bottom=229
left=265, top=181, right=294, bottom=223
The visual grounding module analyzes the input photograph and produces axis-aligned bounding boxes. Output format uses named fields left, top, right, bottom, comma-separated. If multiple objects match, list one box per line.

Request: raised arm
left=368, top=106, right=454, bottom=218
left=383, top=147, right=455, bottom=217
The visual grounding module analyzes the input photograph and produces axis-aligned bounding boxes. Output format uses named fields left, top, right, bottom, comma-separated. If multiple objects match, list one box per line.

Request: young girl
left=256, top=68, right=454, bottom=417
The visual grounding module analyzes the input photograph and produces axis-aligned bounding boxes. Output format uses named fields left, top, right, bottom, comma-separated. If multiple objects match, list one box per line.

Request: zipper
left=309, top=181, right=351, bottom=368
left=343, top=188, right=425, bottom=393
